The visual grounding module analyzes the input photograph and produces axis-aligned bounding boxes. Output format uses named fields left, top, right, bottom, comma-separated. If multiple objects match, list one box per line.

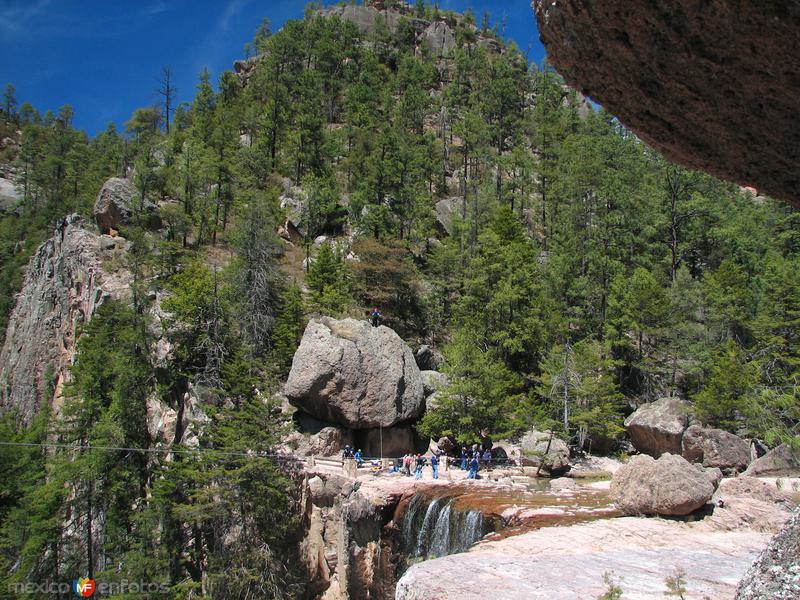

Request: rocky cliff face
left=532, top=0, right=800, bottom=207
left=321, top=4, right=457, bottom=57
left=300, top=473, right=406, bottom=600
left=0, top=215, right=132, bottom=423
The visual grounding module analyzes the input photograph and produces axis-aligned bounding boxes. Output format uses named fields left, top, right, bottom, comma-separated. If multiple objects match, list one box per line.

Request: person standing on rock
left=415, top=454, right=425, bottom=480
left=354, top=448, right=363, bottom=467
left=482, top=449, right=493, bottom=471
left=370, top=307, right=382, bottom=327
left=468, top=454, right=479, bottom=479
left=431, top=452, right=440, bottom=479
left=460, top=447, right=468, bottom=470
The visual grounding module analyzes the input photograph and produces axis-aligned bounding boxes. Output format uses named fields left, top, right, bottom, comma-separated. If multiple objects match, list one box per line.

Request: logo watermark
left=73, top=578, right=95, bottom=597
left=7, top=579, right=168, bottom=596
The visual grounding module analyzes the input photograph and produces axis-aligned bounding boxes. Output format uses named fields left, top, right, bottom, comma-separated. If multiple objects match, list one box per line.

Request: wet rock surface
left=533, top=0, right=800, bottom=207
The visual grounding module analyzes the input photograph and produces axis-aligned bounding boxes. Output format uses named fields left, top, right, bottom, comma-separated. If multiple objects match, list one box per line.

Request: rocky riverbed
left=299, top=456, right=798, bottom=600
left=394, top=474, right=799, bottom=600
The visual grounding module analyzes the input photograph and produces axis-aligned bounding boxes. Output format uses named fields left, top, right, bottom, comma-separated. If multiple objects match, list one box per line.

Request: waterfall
left=414, top=498, right=441, bottom=557
left=428, top=501, right=453, bottom=557
left=401, top=493, right=485, bottom=560
left=460, top=510, right=484, bottom=553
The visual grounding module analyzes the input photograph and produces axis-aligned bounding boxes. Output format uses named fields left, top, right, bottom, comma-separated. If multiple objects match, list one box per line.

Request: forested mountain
left=0, top=1, right=797, bottom=597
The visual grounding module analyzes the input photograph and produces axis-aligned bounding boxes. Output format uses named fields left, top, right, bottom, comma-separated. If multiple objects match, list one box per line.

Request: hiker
left=468, top=454, right=479, bottom=479
left=482, top=449, right=493, bottom=471
left=404, top=454, right=413, bottom=476
left=431, top=452, right=440, bottom=479
left=342, top=445, right=352, bottom=462
left=460, top=447, right=468, bottom=470
left=354, top=448, right=363, bottom=467
left=370, top=307, right=382, bottom=327
left=414, top=454, right=425, bottom=480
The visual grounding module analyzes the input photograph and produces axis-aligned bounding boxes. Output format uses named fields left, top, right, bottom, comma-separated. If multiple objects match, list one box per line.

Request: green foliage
left=664, top=567, right=688, bottom=599
left=271, top=282, right=306, bottom=377
left=306, top=241, right=352, bottom=315
left=597, top=571, right=624, bottom=600
left=693, top=341, right=759, bottom=432
left=537, top=339, right=624, bottom=450
left=418, top=329, right=525, bottom=443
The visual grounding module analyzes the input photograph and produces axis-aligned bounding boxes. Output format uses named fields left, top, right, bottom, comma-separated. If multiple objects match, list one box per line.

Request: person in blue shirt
left=468, top=455, right=479, bottom=479
left=431, top=452, right=440, bottom=479
left=459, top=446, right=468, bottom=470
left=354, top=449, right=363, bottom=466
left=370, top=308, right=382, bottom=328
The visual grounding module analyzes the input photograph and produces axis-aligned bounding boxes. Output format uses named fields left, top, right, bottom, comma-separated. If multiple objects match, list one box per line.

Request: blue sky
left=0, top=1, right=544, bottom=136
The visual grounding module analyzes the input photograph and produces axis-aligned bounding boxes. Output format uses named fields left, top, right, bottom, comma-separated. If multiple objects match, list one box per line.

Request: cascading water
left=415, top=498, right=442, bottom=556
left=402, top=493, right=485, bottom=559
left=428, top=501, right=452, bottom=557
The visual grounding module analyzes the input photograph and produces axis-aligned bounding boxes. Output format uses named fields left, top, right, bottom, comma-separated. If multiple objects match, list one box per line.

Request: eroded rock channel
left=298, top=470, right=619, bottom=599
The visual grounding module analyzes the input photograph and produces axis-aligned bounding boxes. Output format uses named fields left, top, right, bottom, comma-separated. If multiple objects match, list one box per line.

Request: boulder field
left=623, top=397, right=756, bottom=474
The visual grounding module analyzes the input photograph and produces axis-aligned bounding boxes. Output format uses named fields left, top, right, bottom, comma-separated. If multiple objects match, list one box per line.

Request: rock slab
left=396, top=515, right=771, bottom=600
left=735, top=509, right=800, bottom=600
left=743, top=443, right=800, bottom=477
left=284, top=317, right=424, bottom=428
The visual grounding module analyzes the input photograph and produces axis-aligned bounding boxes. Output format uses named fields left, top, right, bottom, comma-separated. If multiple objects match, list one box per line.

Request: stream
left=397, top=480, right=620, bottom=564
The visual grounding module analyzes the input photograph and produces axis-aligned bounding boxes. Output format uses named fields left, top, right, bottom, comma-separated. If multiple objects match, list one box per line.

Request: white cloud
left=142, top=2, right=171, bottom=17
left=0, top=0, right=50, bottom=36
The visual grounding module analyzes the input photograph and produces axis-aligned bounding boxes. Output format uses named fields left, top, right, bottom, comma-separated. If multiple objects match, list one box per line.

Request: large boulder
left=520, top=430, right=570, bottom=475
left=415, top=344, right=443, bottom=371
left=533, top=1, right=800, bottom=208
left=681, top=425, right=751, bottom=474
left=284, top=317, right=425, bottom=428
left=434, top=197, right=461, bottom=235
left=743, top=443, right=800, bottom=477
left=420, top=370, right=448, bottom=398
left=610, top=453, right=720, bottom=516
left=624, top=397, right=691, bottom=457
left=93, top=177, right=161, bottom=234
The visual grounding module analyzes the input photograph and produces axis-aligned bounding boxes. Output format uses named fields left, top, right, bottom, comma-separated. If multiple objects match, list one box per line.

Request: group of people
left=342, top=445, right=363, bottom=466
left=394, top=452, right=442, bottom=479
left=459, top=445, right=494, bottom=479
